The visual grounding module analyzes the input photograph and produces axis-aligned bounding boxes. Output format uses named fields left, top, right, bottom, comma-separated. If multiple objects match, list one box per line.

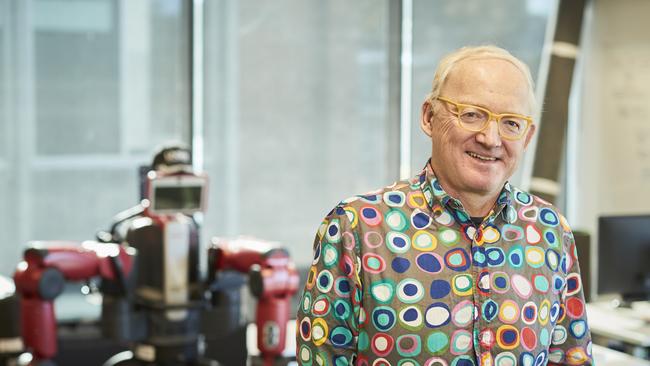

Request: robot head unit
left=144, top=145, right=207, bottom=217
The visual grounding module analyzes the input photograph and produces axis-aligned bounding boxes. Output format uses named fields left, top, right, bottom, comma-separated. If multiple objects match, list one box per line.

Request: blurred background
left=1, top=0, right=649, bottom=364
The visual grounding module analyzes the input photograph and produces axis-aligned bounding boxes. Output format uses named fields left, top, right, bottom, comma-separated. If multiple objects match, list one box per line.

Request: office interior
left=0, top=0, right=649, bottom=365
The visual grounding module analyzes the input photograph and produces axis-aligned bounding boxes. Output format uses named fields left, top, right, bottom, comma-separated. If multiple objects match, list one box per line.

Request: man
left=296, top=46, right=592, bottom=366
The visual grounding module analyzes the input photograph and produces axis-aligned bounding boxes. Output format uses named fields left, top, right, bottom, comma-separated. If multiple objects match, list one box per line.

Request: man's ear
left=523, top=123, right=536, bottom=149
left=420, top=100, right=434, bottom=137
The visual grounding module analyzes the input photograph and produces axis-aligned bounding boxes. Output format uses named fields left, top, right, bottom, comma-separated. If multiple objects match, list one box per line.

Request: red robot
left=13, top=241, right=136, bottom=365
left=8, top=146, right=300, bottom=366
left=208, top=238, right=300, bottom=366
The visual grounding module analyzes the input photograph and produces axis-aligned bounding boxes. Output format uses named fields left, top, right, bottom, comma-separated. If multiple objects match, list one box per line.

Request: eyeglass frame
left=434, top=96, right=534, bottom=140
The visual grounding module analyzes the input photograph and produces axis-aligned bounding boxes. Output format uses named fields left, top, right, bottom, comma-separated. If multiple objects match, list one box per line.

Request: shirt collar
left=418, top=160, right=513, bottom=217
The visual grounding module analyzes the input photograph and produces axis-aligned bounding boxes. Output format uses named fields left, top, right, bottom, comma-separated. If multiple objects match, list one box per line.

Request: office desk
left=593, top=344, right=650, bottom=366
left=587, top=302, right=650, bottom=359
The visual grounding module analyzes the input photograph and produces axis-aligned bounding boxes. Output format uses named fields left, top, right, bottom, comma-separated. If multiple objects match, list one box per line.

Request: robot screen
left=149, top=175, right=206, bottom=215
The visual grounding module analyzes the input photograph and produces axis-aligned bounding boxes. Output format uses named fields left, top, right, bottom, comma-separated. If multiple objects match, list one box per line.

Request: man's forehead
left=441, top=58, right=531, bottom=112
left=447, top=57, right=526, bottom=84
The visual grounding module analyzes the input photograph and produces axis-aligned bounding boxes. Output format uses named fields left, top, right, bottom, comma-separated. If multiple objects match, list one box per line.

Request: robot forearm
left=13, top=242, right=135, bottom=362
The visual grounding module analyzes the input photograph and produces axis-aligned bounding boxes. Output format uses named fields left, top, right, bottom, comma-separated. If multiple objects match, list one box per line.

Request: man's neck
left=427, top=163, right=500, bottom=217
left=451, top=190, right=499, bottom=217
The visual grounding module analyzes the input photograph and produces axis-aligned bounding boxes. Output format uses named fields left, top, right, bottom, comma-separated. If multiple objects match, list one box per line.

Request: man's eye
left=461, top=111, right=482, bottom=120
left=504, top=119, right=522, bottom=129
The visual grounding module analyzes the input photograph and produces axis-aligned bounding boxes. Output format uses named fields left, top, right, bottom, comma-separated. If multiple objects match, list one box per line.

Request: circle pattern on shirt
left=360, top=206, right=383, bottom=226
left=372, top=306, right=397, bottom=332
left=444, top=248, right=471, bottom=271
left=371, top=333, right=395, bottom=357
left=452, top=274, right=473, bottom=296
left=386, top=209, right=409, bottom=231
left=507, top=245, right=524, bottom=268
left=384, top=191, right=406, bottom=208
left=330, top=326, right=354, bottom=348
left=412, top=231, right=438, bottom=251
left=451, top=300, right=474, bottom=327
left=363, top=253, right=387, bottom=274
left=397, top=278, right=425, bottom=304
left=502, top=224, right=524, bottom=241
left=438, top=227, right=460, bottom=247
left=521, top=301, right=538, bottom=325
left=521, top=327, right=537, bottom=351
left=426, top=331, right=449, bottom=355
left=424, top=302, right=451, bottom=328
left=316, top=270, right=333, bottom=293
left=416, top=253, right=445, bottom=274
left=511, top=274, right=532, bottom=299
left=498, top=300, right=520, bottom=324
left=364, top=231, right=384, bottom=248
left=450, top=330, right=472, bottom=355
left=482, top=299, right=499, bottom=322
left=322, top=243, right=339, bottom=268
left=430, top=279, right=451, bottom=299
left=496, top=325, right=520, bottom=350
left=311, top=318, right=329, bottom=346
left=486, top=247, right=506, bottom=267
left=525, top=246, right=545, bottom=268
left=392, top=257, right=411, bottom=273
left=370, top=279, right=395, bottom=304
left=411, top=209, right=433, bottom=230
left=398, top=305, right=424, bottom=331
left=539, top=208, right=559, bottom=227
left=312, top=295, right=330, bottom=317
left=333, top=298, right=351, bottom=321
left=491, top=272, right=510, bottom=294
left=494, top=351, right=517, bottom=366
left=396, top=334, right=421, bottom=357
left=386, top=231, right=411, bottom=254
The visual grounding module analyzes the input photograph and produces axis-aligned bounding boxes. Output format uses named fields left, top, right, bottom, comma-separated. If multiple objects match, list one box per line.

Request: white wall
left=575, top=0, right=650, bottom=236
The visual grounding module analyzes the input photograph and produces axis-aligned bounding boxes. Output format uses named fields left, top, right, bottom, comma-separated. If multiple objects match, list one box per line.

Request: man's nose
left=476, top=119, right=502, bottom=148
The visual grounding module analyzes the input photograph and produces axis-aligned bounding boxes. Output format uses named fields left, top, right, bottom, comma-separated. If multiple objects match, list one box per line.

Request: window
left=0, top=0, right=191, bottom=275
left=0, top=0, right=554, bottom=274
left=409, top=0, right=553, bottom=175
left=202, top=0, right=399, bottom=266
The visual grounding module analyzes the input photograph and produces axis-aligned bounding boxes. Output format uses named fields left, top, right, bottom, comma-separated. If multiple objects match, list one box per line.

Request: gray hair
left=426, top=45, right=537, bottom=114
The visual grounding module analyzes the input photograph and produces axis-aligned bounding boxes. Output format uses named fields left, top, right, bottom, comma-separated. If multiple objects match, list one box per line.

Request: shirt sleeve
left=548, top=214, right=594, bottom=365
left=296, top=205, right=363, bottom=366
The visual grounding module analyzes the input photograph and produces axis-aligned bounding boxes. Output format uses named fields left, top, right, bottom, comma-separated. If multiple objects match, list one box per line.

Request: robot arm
left=208, top=239, right=299, bottom=366
left=12, top=241, right=135, bottom=364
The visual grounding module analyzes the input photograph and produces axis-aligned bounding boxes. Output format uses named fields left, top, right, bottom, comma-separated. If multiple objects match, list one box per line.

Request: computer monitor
left=148, top=174, right=207, bottom=215
left=598, top=214, right=650, bottom=301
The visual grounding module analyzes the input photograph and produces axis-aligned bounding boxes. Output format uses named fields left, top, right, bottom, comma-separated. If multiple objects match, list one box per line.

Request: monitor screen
left=149, top=175, right=206, bottom=214
left=154, top=185, right=202, bottom=211
left=598, top=214, right=650, bottom=300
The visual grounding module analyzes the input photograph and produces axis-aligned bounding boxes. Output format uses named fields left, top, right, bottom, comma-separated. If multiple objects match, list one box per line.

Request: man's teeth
left=467, top=152, right=496, bottom=161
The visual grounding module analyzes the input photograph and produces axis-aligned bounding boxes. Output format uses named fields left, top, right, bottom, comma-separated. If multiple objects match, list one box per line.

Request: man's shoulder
left=324, top=176, right=420, bottom=221
left=508, top=184, right=572, bottom=232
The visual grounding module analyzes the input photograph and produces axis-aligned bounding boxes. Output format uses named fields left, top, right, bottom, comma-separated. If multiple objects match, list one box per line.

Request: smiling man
left=296, top=46, right=593, bottom=366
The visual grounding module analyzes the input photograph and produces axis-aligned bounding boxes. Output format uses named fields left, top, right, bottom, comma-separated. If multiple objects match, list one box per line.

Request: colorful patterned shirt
left=296, top=163, right=593, bottom=366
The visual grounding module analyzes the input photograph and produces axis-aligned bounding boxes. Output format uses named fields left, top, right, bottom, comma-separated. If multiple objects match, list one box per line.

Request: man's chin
left=463, top=174, right=504, bottom=195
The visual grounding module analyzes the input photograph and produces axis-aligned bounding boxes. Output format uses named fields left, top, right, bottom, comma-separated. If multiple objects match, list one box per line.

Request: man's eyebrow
left=457, top=99, right=525, bottom=115
left=456, top=99, right=491, bottom=110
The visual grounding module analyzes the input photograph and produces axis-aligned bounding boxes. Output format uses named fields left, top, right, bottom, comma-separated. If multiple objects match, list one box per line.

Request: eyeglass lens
left=458, top=106, right=526, bottom=137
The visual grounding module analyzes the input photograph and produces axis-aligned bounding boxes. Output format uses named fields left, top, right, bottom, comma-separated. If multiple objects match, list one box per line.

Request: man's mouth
left=466, top=151, right=498, bottom=162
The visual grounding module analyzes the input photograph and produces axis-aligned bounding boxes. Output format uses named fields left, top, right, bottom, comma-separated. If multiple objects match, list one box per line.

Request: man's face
left=421, top=58, right=536, bottom=198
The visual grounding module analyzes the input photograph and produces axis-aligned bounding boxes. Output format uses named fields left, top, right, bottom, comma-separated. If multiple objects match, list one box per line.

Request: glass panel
left=409, top=0, right=553, bottom=174
left=34, top=0, right=120, bottom=155
left=0, top=1, right=5, bottom=160
left=203, top=0, right=398, bottom=267
left=0, top=0, right=191, bottom=275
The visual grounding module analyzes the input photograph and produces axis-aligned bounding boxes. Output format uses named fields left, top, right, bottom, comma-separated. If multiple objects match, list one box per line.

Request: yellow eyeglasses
left=436, top=96, right=533, bottom=140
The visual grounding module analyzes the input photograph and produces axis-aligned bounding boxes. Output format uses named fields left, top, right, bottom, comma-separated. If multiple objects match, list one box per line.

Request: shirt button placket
left=470, top=219, right=485, bottom=363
